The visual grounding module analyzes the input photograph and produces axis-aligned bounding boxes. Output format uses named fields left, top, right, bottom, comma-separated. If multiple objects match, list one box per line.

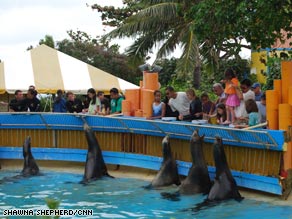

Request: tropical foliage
left=262, top=50, right=292, bottom=91
left=92, top=0, right=292, bottom=88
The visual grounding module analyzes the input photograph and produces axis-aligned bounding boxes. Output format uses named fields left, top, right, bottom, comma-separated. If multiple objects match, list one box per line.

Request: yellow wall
left=251, top=50, right=267, bottom=83
left=251, top=49, right=292, bottom=84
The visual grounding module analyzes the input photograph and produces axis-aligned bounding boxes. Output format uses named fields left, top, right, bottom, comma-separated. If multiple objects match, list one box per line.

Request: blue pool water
left=0, top=170, right=292, bottom=219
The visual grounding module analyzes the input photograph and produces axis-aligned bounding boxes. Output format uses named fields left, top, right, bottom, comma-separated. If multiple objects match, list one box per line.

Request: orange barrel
left=273, top=79, right=282, bottom=103
left=283, top=142, right=292, bottom=171
left=278, top=104, right=292, bottom=131
left=281, top=61, right=292, bottom=103
left=141, top=89, right=154, bottom=118
left=266, top=90, right=279, bottom=129
left=125, top=89, right=140, bottom=112
left=266, top=109, right=279, bottom=130
left=143, top=72, right=159, bottom=90
left=266, top=90, right=279, bottom=110
left=279, top=104, right=292, bottom=170
left=134, top=109, right=143, bottom=117
left=288, top=86, right=292, bottom=105
left=122, top=100, right=132, bottom=116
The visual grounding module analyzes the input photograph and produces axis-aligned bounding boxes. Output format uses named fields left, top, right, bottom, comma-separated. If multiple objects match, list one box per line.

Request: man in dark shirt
left=10, top=89, right=41, bottom=112
left=179, top=88, right=202, bottom=121
left=66, top=91, right=84, bottom=113
left=26, top=89, right=41, bottom=112
left=9, top=90, right=27, bottom=112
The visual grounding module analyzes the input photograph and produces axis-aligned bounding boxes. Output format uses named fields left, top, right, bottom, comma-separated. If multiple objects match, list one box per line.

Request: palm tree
left=104, top=0, right=203, bottom=88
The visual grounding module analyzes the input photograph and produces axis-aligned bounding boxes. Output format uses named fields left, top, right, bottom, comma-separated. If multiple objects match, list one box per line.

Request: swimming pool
left=0, top=170, right=291, bottom=219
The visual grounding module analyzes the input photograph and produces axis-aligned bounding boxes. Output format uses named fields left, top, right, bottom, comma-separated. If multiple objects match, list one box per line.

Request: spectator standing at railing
left=10, top=89, right=41, bottom=112
left=178, top=88, right=202, bottom=121
left=251, top=82, right=263, bottom=102
left=201, top=92, right=215, bottom=117
left=9, top=90, right=27, bottom=112
left=0, top=90, right=27, bottom=112
left=66, top=91, right=84, bottom=113
left=98, top=91, right=110, bottom=115
left=53, top=89, right=67, bottom=113
left=110, top=87, right=124, bottom=115
left=256, top=92, right=266, bottom=124
left=26, top=89, right=41, bottom=112
left=82, top=88, right=101, bottom=115
left=235, top=78, right=255, bottom=122
left=147, top=90, right=166, bottom=120
left=165, top=86, right=190, bottom=119
left=212, top=83, right=226, bottom=107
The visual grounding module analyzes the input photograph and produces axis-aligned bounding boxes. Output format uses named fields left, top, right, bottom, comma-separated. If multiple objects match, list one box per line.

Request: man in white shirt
left=165, top=86, right=190, bottom=117
left=235, top=79, right=255, bottom=119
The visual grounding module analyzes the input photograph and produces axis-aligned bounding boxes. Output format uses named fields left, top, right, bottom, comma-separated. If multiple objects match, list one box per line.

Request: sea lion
left=179, top=130, right=211, bottom=195
left=145, top=135, right=180, bottom=188
left=82, top=123, right=111, bottom=183
left=191, top=136, right=243, bottom=212
left=21, top=136, right=39, bottom=176
left=207, top=136, right=243, bottom=201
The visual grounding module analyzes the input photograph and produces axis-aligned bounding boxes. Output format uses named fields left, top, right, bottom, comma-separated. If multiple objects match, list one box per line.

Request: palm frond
left=156, top=22, right=192, bottom=58
left=176, top=31, right=201, bottom=79
left=104, top=3, right=178, bottom=40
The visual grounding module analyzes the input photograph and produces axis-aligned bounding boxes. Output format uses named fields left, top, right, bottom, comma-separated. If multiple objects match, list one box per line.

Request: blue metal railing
left=0, top=113, right=286, bottom=151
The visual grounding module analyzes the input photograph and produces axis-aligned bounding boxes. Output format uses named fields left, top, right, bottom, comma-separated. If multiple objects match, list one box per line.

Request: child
left=245, top=99, right=260, bottom=126
left=201, top=92, right=215, bottom=118
left=148, top=90, right=166, bottom=119
left=216, top=103, right=227, bottom=124
left=222, top=68, right=240, bottom=124
left=234, top=99, right=260, bottom=128
left=257, top=93, right=266, bottom=124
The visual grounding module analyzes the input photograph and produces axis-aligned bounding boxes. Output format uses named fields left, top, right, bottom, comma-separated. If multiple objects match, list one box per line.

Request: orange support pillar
left=281, top=61, right=292, bottom=103
left=266, top=90, right=279, bottom=130
left=273, top=79, right=282, bottom=104
left=279, top=104, right=292, bottom=170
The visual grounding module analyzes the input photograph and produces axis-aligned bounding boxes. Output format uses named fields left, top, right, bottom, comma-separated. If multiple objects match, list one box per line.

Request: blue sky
left=0, top=0, right=124, bottom=61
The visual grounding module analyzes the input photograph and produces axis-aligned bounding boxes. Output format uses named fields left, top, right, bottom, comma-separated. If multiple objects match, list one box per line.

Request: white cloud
left=0, top=0, right=250, bottom=63
left=0, top=0, right=124, bottom=61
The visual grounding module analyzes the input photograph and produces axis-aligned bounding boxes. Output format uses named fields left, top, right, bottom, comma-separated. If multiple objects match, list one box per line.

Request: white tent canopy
left=0, top=44, right=139, bottom=94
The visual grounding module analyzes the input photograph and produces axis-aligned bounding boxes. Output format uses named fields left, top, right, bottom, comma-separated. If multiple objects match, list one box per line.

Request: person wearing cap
left=251, top=82, right=263, bottom=102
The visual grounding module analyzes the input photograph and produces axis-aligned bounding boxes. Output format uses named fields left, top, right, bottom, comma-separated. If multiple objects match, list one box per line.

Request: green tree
left=262, top=50, right=292, bottom=91
left=27, top=35, right=55, bottom=50
left=39, top=35, right=55, bottom=48
left=100, top=0, right=204, bottom=88
left=93, top=0, right=292, bottom=88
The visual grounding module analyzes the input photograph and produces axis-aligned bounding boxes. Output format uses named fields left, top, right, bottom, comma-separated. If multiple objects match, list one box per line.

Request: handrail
left=0, top=112, right=286, bottom=151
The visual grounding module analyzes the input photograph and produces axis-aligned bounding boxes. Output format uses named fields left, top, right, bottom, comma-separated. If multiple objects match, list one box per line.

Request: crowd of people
left=0, top=68, right=266, bottom=129
left=148, top=68, right=266, bottom=129
left=0, top=86, right=124, bottom=116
